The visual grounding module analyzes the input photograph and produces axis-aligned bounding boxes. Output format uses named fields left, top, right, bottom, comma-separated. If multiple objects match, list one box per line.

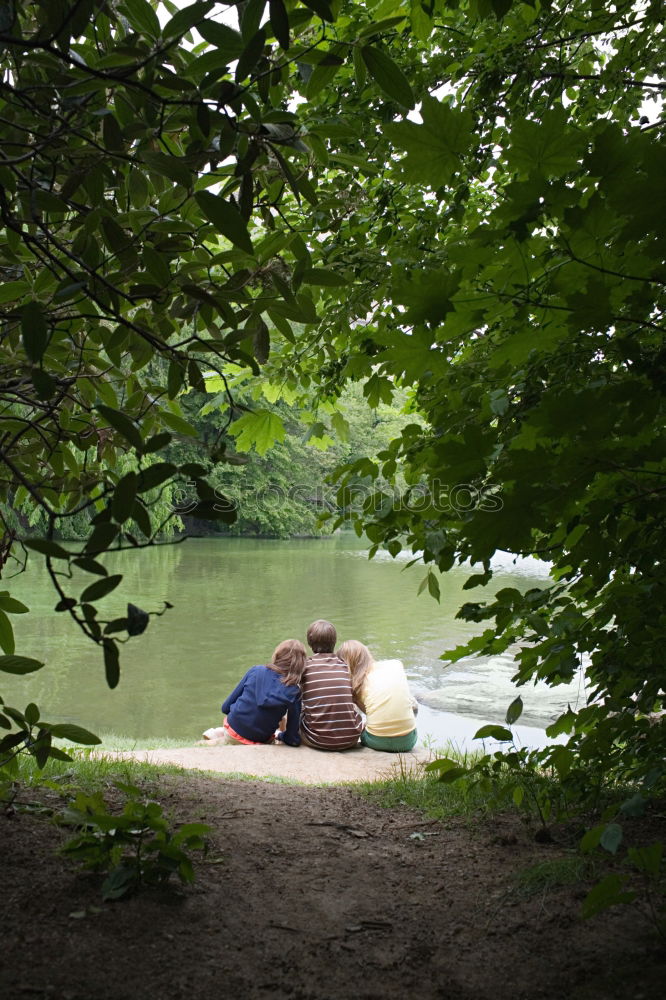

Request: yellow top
left=357, top=659, right=417, bottom=738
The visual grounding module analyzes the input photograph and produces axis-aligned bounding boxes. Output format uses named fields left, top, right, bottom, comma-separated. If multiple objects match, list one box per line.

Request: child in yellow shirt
left=338, top=640, right=418, bottom=752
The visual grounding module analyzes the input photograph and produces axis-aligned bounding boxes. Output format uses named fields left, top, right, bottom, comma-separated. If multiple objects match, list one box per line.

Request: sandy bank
left=112, top=743, right=433, bottom=785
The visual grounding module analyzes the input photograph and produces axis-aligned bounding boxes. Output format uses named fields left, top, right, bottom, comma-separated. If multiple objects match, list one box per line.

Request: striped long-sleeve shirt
left=300, top=652, right=363, bottom=750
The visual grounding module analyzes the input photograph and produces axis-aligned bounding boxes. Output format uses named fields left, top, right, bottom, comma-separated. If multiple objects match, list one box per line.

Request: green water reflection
left=4, top=536, right=582, bottom=743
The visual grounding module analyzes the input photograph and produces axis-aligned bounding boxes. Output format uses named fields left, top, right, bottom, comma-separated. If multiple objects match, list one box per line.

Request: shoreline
left=105, top=743, right=434, bottom=785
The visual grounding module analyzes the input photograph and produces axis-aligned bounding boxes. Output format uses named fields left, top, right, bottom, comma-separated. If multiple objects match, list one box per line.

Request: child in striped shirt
left=299, top=620, right=363, bottom=750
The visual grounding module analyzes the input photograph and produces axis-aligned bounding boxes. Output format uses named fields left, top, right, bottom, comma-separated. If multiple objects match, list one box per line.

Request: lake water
left=3, top=536, right=586, bottom=750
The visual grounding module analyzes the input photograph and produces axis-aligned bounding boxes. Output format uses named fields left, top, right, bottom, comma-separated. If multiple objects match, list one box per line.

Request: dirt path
left=2, top=769, right=664, bottom=1000
left=111, top=743, right=433, bottom=784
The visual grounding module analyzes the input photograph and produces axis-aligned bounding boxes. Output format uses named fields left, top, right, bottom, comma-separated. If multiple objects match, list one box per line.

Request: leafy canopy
left=0, top=0, right=664, bottom=791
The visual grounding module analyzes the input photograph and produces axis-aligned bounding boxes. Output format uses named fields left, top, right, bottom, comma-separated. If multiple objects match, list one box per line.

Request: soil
left=2, top=753, right=664, bottom=1000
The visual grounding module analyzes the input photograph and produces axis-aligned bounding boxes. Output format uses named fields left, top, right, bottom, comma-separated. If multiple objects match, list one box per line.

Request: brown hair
left=306, top=619, right=337, bottom=653
left=338, top=640, right=374, bottom=699
left=268, top=639, right=307, bottom=687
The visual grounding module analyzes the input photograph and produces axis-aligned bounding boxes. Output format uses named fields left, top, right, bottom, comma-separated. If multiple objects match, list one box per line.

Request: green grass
left=353, top=746, right=489, bottom=820
left=513, top=856, right=595, bottom=898
left=11, top=747, right=307, bottom=795
left=13, top=748, right=190, bottom=794
left=355, top=770, right=484, bottom=819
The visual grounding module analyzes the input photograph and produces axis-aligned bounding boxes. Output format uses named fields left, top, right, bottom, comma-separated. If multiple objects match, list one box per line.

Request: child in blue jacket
left=203, top=639, right=306, bottom=746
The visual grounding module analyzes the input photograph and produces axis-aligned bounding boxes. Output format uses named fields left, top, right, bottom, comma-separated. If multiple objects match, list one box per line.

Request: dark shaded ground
left=2, top=774, right=664, bottom=1000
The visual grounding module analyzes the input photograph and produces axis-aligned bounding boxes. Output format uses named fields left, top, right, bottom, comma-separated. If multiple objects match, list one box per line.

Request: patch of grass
left=14, top=748, right=189, bottom=794
left=354, top=749, right=488, bottom=821
left=193, top=769, right=305, bottom=785
left=355, top=771, right=486, bottom=819
left=513, top=855, right=595, bottom=899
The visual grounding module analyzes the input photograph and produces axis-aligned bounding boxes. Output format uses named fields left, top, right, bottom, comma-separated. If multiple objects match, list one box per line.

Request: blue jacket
left=221, top=665, right=301, bottom=746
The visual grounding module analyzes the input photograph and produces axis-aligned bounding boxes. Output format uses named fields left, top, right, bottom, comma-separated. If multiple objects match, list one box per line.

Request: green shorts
left=360, top=728, right=418, bottom=752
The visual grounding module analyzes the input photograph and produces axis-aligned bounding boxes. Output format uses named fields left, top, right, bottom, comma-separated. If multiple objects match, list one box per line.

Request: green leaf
left=0, top=655, right=44, bottom=675
left=136, top=462, right=178, bottom=492
left=301, top=0, right=333, bottom=21
left=32, top=729, right=52, bottom=769
left=627, top=843, right=663, bottom=879
left=229, top=410, right=286, bottom=456
left=358, top=16, right=407, bottom=37
left=72, top=557, right=108, bottom=577
left=507, top=107, right=585, bottom=179
left=127, top=603, right=149, bottom=636
left=240, top=0, right=266, bottom=41
left=143, top=246, right=171, bottom=286
left=96, top=405, right=143, bottom=451
left=103, top=113, right=124, bottom=153
left=21, top=301, right=49, bottom=363
left=492, top=0, right=512, bottom=17
left=363, top=373, right=393, bottom=408
left=84, top=522, right=120, bottom=555
left=47, top=723, right=101, bottom=745
left=385, top=97, right=473, bottom=187
left=269, top=0, right=290, bottom=49
left=600, top=822, right=623, bottom=855
left=352, top=44, right=366, bottom=90
left=361, top=45, right=415, bottom=109
left=31, top=369, right=57, bottom=400
left=436, top=765, right=469, bottom=784
left=160, top=411, right=198, bottom=437
left=80, top=575, right=123, bottom=604
left=131, top=497, right=152, bottom=538
left=424, top=757, right=459, bottom=773
left=100, top=215, right=131, bottom=256
left=0, top=610, right=15, bottom=655
left=195, top=192, right=254, bottom=255
left=0, top=731, right=28, bottom=755
left=619, top=793, right=646, bottom=819
left=544, top=706, right=576, bottom=738
left=163, top=1, right=215, bottom=39
left=112, top=471, right=138, bottom=524
left=393, top=267, right=460, bottom=327
left=301, top=268, right=347, bottom=287
left=120, top=0, right=160, bottom=38
left=139, top=151, right=193, bottom=188
left=253, top=321, right=270, bottom=365
left=102, top=865, right=136, bottom=901
left=55, top=598, right=77, bottom=612
left=305, top=57, right=344, bottom=99
left=581, top=874, right=636, bottom=920
left=0, top=280, right=29, bottom=304
left=505, top=695, right=523, bottom=725
left=24, top=538, right=71, bottom=559
left=104, top=639, right=120, bottom=689
left=197, top=18, right=244, bottom=57
left=143, top=432, right=173, bottom=454
left=427, top=571, right=440, bottom=602
left=473, top=725, right=514, bottom=742
left=235, top=27, right=267, bottom=81
left=0, top=593, right=29, bottom=614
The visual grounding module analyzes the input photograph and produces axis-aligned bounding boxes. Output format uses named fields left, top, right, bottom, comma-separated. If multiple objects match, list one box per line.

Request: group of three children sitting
left=204, top=619, right=418, bottom=753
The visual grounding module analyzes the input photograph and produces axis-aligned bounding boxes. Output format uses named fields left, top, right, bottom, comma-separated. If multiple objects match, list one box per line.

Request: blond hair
left=338, top=640, right=374, bottom=700
left=268, top=639, right=307, bottom=687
